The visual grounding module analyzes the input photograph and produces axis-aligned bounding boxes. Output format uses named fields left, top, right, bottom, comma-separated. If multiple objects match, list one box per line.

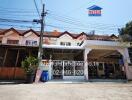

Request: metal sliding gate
left=52, top=60, right=84, bottom=80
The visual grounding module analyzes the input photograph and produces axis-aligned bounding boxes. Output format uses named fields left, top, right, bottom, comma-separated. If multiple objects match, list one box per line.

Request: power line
left=0, top=21, right=117, bottom=34
left=46, top=10, right=123, bottom=34
left=0, top=5, right=120, bottom=34
left=41, top=0, right=43, bottom=5
left=0, top=15, right=119, bottom=33
left=0, top=13, right=37, bottom=17
left=46, top=24, right=90, bottom=31
left=0, top=10, right=35, bottom=14
left=0, top=5, right=122, bottom=29
left=0, top=18, right=33, bottom=23
left=67, top=0, right=96, bottom=14
left=0, top=17, right=118, bottom=33
left=47, top=14, right=118, bottom=31
left=0, top=23, right=40, bottom=29
left=45, top=24, right=117, bottom=33
left=0, top=6, right=38, bottom=11
left=49, top=12, right=122, bottom=28
left=45, top=24, right=80, bottom=33
left=33, top=0, right=41, bottom=18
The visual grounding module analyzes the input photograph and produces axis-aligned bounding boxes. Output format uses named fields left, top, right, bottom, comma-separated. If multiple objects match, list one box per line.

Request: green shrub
left=21, top=56, right=38, bottom=74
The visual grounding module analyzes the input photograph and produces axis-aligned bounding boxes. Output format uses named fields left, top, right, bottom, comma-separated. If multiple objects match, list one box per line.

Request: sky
left=0, top=0, right=132, bottom=35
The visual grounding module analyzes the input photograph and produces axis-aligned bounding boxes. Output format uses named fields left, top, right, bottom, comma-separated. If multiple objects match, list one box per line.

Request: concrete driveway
left=0, top=82, right=132, bottom=100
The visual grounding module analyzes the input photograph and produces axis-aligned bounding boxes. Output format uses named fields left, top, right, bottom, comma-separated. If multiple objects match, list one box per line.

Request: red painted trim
left=22, top=29, right=39, bottom=37
left=75, top=32, right=88, bottom=39
left=1, top=27, right=22, bottom=36
left=57, top=31, right=76, bottom=39
left=0, top=28, right=117, bottom=41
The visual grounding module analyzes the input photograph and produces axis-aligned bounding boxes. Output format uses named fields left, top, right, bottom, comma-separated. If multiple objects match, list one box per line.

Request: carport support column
left=117, top=48, right=131, bottom=80
left=49, top=57, right=52, bottom=80
left=84, top=48, right=92, bottom=80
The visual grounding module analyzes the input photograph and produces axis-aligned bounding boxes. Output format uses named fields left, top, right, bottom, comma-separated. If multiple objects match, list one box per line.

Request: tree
left=119, top=21, right=132, bottom=42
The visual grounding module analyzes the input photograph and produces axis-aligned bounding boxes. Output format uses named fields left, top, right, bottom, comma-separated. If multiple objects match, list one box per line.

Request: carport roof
left=42, top=44, right=84, bottom=50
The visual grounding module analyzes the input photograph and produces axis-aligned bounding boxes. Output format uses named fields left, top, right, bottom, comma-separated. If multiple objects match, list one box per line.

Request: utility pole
left=38, top=4, right=45, bottom=69
left=34, top=4, right=47, bottom=83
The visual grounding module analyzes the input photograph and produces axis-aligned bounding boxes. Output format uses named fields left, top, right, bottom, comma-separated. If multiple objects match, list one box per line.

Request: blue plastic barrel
left=41, top=70, right=49, bottom=82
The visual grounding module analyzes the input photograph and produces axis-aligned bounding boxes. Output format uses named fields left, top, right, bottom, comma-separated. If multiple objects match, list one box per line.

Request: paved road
left=0, top=82, right=132, bottom=100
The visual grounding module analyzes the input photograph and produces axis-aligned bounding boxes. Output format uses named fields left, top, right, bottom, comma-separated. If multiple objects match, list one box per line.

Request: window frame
left=7, top=40, right=19, bottom=44
left=60, top=42, right=71, bottom=46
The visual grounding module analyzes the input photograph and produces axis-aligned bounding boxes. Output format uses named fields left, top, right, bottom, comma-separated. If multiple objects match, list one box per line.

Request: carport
left=87, top=49, right=126, bottom=79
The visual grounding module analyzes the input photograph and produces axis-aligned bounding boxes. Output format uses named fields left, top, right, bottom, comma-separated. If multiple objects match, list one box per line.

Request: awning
left=42, top=44, right=84, bottom=50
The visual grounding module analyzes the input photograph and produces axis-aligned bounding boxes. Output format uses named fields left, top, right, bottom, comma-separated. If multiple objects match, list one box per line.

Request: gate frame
left=51, top=60, right=85, bottom=80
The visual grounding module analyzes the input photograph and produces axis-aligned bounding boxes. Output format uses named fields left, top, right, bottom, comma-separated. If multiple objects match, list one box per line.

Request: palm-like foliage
left=119, top=21, right=132, bottom=42
left=21, top=56, right=38, bottom=74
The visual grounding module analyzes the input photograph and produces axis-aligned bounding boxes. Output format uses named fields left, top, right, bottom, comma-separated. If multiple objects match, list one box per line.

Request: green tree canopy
left=119, top=21, right=132, bottom=42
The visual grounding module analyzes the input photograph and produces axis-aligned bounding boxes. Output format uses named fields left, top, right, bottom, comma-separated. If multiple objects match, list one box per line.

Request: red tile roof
left=0, top=28, right=23, bottom=36
left=0, top=28, right=118, bottom=41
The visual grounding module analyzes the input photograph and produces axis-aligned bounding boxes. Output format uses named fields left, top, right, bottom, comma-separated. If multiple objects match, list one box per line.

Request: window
left=60, top=42, right=65, bottom=46
left=77, top=43, right=80, bottom=46
left=26, top=40, right=31, bottom=45
left=32, top=41, right=37, bottom=45
left=60, top=42, right=71, bottom=46
left=66, top=42, right=71, bottom=46
left=7, top=40, right=19, bottom=44
left=26, top=40, right=37, bottom=46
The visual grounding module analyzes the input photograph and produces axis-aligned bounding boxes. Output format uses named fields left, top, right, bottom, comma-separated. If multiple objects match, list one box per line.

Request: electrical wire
left=0, top=17, right=118, bottom=33
left=0, top=4, right=121, bottom=34
left=0, top=5, right=122, bottom=29
left=0, top=7, right=122, bottom=29
left=0, top=21, right=117, bottom=34
left=41, top=0, right=43, bottom=5
left=0, top=18, right=33, bottom=23
left=47, top=14, right=118, bottom=31
left=49, top=12, right=122, bottom=28
left=45, top=24, right=117, bottom=34
left=0, top=6, right=37, bottom=11
left=33, top=0, right=41, bottom=18
left=0, top=23, right=40, bottom=29
left=67, top=0, right=96, bottom=14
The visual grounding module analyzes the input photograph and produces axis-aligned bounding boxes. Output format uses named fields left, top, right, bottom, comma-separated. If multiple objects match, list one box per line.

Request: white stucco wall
left=22, top=32, right=39, bottom=46
left=56, top=34, right=75, bottom=46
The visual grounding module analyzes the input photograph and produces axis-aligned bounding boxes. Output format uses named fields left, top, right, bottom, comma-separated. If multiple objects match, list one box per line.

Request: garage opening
left=87, top=49, right=126, bottom=79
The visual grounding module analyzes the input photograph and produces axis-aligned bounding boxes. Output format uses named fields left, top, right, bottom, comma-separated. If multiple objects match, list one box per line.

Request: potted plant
left=21, top=56, right=38, bottom=83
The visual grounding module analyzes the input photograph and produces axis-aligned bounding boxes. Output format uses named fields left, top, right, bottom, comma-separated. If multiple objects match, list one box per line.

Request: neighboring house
left=0, top=28, right=132, bottom=81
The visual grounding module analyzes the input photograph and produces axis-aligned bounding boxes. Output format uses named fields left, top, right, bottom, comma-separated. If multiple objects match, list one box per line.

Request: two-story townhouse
left=0, top=28, right=132, bottom=81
